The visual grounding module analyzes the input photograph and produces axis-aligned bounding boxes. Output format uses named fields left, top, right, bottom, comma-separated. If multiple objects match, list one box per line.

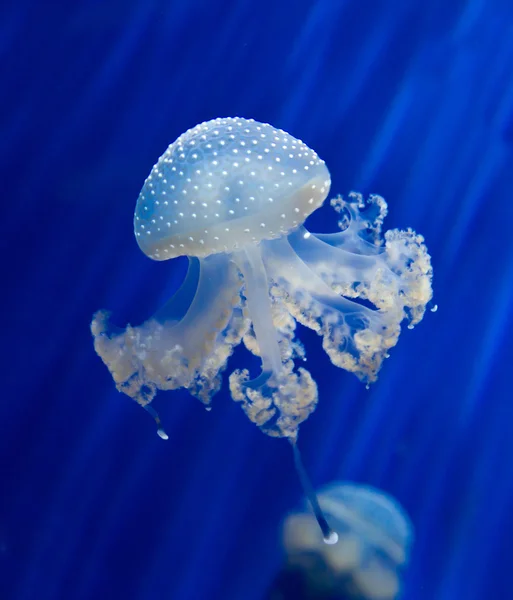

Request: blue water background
left=2, top=1, right=513, bottom=599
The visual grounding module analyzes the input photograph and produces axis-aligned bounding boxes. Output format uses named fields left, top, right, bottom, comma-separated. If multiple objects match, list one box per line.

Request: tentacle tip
left=157, top=428, right=169, bottom=440
left=323, top=531, right=339, bottom=545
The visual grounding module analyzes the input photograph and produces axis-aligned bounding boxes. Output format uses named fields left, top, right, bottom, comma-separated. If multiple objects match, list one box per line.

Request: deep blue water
left=2, top=1, right=513, bottom=599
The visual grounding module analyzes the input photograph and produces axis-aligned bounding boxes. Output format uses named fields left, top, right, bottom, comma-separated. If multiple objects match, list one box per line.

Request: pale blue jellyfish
left=91, top=117, right=432, bottom=537
left=92, top=116, right=432, bottom=440
left=280, top=482, right=413, bottom=599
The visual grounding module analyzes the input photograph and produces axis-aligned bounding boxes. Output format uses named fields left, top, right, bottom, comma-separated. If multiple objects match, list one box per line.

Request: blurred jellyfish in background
left=269, top=482, right=413, bottom=600
left=91, top=116, right=432, bottom=539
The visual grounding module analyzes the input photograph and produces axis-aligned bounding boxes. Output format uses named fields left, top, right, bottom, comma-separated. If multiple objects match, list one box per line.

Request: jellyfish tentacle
left=293, top=224, right=432, bottom=327
left=305, top=194, right=433, bottom=327
left=265, top=235, right=381, bottom=317
left=161, top=254, right=241, bottom=372
left=263, top=236, right=402, bottom=384
left=143, top=404, right=169, bottom=440
left=91, top=254, right=245, bottom=435
left=152, top=256, right=200, bottom=323
left=232, top=245, right=283, bottom=376
left=291, top=440, right=337, bottom=544
left=228, top=252, right=319, bottom=439
left=316, top=192, right=389, bottom=253
left=229, top=287, right=318, bottom=440
left=290, top=226, right=384, bottom=287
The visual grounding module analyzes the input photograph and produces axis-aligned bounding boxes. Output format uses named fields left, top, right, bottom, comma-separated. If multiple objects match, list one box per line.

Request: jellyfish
left=91, top=117, right=432, bottom=537
left=271, top=482, right=413, bottom=600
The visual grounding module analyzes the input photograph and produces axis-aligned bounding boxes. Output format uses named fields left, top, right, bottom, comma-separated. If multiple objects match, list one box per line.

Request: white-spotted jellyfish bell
left=275, top=482, right=413, bottom=600
left=91, top=117, right=433, bottom=541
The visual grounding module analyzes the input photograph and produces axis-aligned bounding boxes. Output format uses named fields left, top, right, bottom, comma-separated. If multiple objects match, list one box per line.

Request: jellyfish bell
left=276, top=482, right=414, bottom=600
left=134, top=117, right=331, bottom=261
left=91, top=117, right=432, bottom=539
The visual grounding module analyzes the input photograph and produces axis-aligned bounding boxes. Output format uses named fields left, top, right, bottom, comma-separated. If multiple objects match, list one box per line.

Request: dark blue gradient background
left=2, top=1, right=513, bottom=599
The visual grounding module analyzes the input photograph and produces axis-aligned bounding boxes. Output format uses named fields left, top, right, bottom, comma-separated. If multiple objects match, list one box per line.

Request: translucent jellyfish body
left=91, top=117, right=433, bottom=440
left=278, top=482, right=413, bottom=600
